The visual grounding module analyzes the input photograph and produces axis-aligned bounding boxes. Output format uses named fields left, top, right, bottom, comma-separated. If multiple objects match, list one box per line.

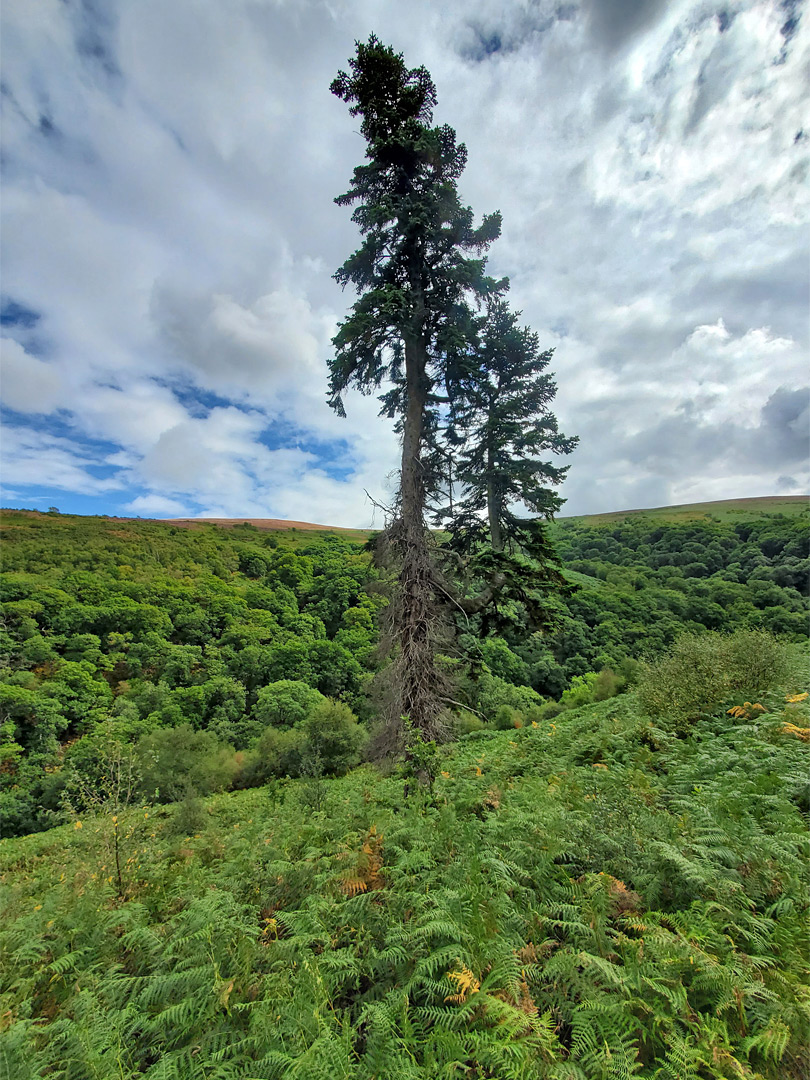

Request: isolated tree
left=329, top=36, right=503, bottom=740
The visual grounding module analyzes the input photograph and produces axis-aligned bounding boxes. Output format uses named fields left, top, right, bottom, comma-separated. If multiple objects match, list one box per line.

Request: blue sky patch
left=1, top=300, right=40, bottom=329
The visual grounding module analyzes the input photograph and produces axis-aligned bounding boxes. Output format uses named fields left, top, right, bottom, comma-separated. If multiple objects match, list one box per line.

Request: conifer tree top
left=327, top=36, right=503, bottom=421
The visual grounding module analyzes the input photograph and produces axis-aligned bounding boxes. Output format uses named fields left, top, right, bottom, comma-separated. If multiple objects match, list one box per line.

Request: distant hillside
left=559, top=494, right=808, bottom=526
left=165, top=516, right=354, bottom=532
left=4, top=495, right=806, bottom=536
left=164, top=516, right=373, bottom=542
left=167, top=495, right=807, bottom=532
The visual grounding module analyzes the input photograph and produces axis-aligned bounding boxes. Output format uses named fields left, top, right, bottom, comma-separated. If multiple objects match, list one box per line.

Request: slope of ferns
left=2, top=682, right=808, bottom=1079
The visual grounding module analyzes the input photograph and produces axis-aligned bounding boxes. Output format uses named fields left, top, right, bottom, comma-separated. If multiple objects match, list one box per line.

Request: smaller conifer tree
left=440, top=300, right=577, bottom=553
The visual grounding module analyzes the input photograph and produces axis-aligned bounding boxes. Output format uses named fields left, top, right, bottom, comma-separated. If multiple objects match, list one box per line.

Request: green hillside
left=1, top=504, right=808, bottom=834
left=560, top=495, right=809, bottom=526
left=2, top=664, right=808, bottom=1078
left=1, top=504, right=809, bottom=1077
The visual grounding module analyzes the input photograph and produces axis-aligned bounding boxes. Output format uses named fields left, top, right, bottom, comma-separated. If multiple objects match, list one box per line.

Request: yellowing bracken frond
left=445, top=966, right=480, bottom=1003
left=728, top=702, right=767, bottom=719
left=780, top=722, right=810, bottom=742
left=339, top=826, right=384, bottom=896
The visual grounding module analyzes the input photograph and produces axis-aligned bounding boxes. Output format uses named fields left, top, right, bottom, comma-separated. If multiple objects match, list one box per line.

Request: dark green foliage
left=527, top=513, right=809, bottom=695
left=0, top=512, right=381, bottom=836
left=327, top=36, right=502, bottom=422
left=445, top=301, right=576, bottom=528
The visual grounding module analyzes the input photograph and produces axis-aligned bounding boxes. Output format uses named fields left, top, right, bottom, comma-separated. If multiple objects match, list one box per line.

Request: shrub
left=238, top=726, right=304, bottom=787
left=536, top=700, right=565, bottom=720
left=560, top=672, right=598, bottom=710
left=593, top=668, right=624, bottom=702
left=136, top=724, right=238, bottom=802
left=300, top=699, right=366, bottom=776
left=61, top=724, right=141, bottom=815
left=722, top=629, right=790, bottom=693
left=168, top=793, right=207, bottom=836
left=476, top=673, right=542, bottom=722
left=637, top=629, right=790, bottom=733
left=239, top=699, right=366, bottom=785
left=494, top=705, right=523, bottom=730
left=448, top=709, right=486, bottom=736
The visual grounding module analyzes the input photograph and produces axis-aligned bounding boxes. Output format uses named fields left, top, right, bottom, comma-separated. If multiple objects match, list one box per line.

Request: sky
left=1, top=0, right=808, bottom=526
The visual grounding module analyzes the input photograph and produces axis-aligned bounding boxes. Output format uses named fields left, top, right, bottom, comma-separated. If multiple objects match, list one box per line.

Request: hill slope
left=1, top=502, right=809, bottom=1076
left=1, top=503, right=808, bottom=835
left=559, top=494, right=808, bottom=526
left=2, top=673, right=808, bottom=1078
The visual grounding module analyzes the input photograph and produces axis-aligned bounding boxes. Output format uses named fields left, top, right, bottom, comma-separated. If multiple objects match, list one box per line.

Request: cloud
left=582, top=0, right=671, bottom=52
left=0, top=337, right=65, bottom=413
left=553, top=319, right=809, bottom=515
left=123, top=493, right=191, bottom=517
left=112, top=403, right=397, bottom=528
left=0, top=426, right=124, bottom=495
left=0, top=0, right=807, bottom=526
left=758, top=385, right=810, bottom=465
left=151, top=286, right=327, bottom=403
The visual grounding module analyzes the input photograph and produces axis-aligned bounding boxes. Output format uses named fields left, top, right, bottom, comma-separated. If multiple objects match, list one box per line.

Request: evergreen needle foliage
left=328, top=36, right=506, bottom=742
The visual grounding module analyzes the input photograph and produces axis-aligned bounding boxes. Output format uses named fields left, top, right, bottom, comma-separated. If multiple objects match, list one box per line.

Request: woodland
left=1, top=34, right=808, bottom=1080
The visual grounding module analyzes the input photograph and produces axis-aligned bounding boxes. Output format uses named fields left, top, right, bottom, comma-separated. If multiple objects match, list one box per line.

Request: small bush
left=494, top=705, right=523, bottom=730
left=167, top=793, right=207, bottom=836
left=448, top=709, right=486, bottom=737
left=136, top=725, right=238, bottom=803
left=637, top=630, right=790, bottom=733
left=593, top=668, right=624, bottom=702
left=536, top=700, right=565, bottom=720
left=239, top=699, right=366, bottom=784
left=300, top=699, right=366, bottom=776
left=560, top=672, right=598, bottom=710
left=238, top=726, right=304, bottom=786
left=722, top=629, right=790, bottom=693
left=476, top=673, right=542, bottom=721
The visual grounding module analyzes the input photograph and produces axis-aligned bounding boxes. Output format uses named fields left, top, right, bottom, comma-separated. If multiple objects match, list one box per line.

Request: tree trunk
left=486, top=442, right=504, bottom=552
left=391, top=325, right=445, bottom=741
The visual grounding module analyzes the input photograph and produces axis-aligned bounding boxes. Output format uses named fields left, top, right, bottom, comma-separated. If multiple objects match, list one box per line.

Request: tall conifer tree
left=329, top=37, right=502, bottom=741
left=435, top=300, right=578, bottom=634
